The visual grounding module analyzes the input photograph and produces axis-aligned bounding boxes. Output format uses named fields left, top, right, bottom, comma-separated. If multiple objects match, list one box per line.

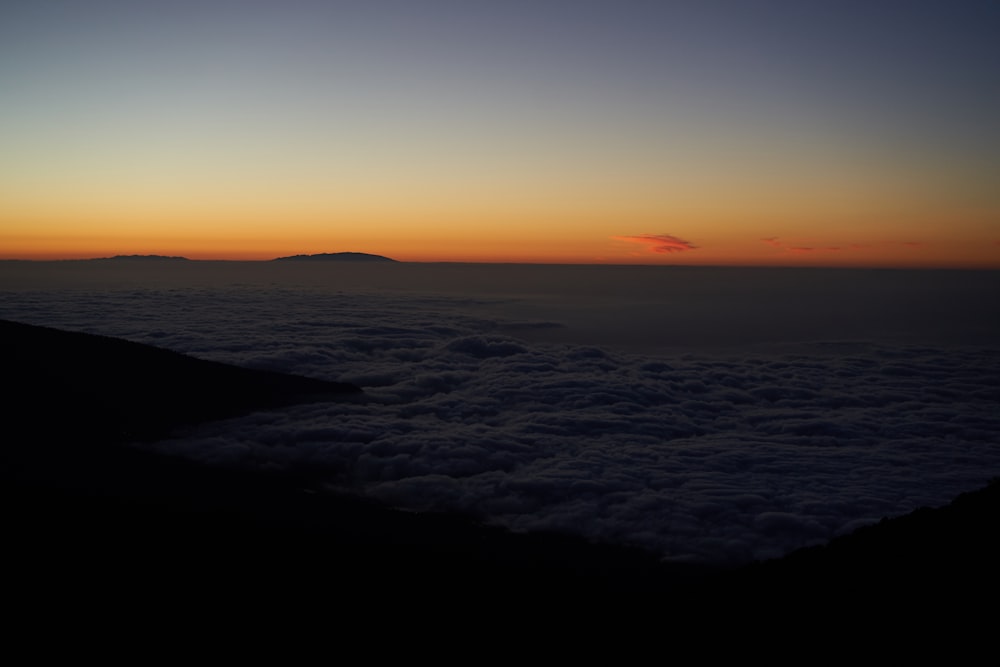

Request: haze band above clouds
left=2, top=266, right=998, bottom=565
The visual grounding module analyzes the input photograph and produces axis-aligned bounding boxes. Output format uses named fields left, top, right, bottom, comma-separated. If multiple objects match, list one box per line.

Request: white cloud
left=2, top=264, right=999, bottom=565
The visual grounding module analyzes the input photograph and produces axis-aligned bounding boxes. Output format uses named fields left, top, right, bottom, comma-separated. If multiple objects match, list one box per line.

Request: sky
left=2, top=0, right=999, bottom=266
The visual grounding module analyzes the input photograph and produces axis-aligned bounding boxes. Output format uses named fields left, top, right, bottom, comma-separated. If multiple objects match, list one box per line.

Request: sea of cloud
left=2, top=262, right=998, bottom=564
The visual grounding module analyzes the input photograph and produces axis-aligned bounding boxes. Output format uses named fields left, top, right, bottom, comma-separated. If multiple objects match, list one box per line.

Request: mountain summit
left=272, top=252, right=396, bottom=262
left=94, top=255, right=190, bottom=261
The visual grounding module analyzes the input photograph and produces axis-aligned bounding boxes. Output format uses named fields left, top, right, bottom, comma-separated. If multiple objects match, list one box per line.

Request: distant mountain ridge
left=94, top=255, right=190, bottom=261
left=272, top=252, right=396, bottom=262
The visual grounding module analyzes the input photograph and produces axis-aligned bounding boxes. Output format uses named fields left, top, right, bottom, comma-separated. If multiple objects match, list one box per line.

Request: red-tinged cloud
left=614, top=234, right=697, bottom=253
left=766, top=238, right=932, bottom=254
left=763, top=238, right=840, bottom=253
left=789, top=246, right=841, bottom=253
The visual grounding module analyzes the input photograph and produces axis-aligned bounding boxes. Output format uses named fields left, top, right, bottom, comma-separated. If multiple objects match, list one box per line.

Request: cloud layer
left=2, top=264, right=999, bottom=565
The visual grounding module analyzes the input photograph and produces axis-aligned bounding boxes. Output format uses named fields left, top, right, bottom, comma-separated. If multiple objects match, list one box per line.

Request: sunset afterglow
left=2, top=2, right=998, bottom=267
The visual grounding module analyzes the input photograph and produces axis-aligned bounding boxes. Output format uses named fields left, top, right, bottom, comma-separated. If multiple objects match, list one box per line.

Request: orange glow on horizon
left=4, top=233, right=998, bottom=268
left=3, top=3, right=998, bottom=272
left=4, top=152, right=997, bottom=268
left=3, top=204, right=998, bottom=268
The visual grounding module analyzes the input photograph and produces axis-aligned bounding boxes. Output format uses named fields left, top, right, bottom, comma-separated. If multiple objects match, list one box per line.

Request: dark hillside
left=2, top=319, right=706, bottom=614
left=2, top=318, right=996, bottom=643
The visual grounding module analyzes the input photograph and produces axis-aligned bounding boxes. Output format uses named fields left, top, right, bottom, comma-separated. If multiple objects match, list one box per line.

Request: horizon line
left=2, top=255, right=998, bottom=271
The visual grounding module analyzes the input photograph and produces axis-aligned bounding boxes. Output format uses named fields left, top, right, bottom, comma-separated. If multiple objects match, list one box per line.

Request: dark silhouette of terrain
left=3, top=318, right=996, bottom=642
left=2, top=320, right=699, bottom=614
left=92, top=254, right=190, bottom=261
left=4, top=318, right=359, bottom=455
left=271, top=251, right=397, bottom=262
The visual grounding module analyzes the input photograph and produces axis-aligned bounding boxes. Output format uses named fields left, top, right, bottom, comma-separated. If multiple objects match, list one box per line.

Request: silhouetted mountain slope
left=272, top=251, right=396, bottom=262
left=4, top=318, right=359, bottom=452
left=718, top=479, right=999, bottom=606
left=2, top=318, right=996, bottom=641
left=1, top=319, right=706, bottom=615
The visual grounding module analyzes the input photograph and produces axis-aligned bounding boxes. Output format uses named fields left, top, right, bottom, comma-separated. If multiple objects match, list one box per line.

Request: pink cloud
left=765, top=237, right=937, bottom=254
left=763, top=237, right=840, bottom=253
left=614, top=234, right=697, bottom=253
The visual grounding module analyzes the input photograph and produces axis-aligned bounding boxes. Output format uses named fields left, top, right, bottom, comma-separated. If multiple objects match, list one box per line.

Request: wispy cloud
left=614, top=234, right=697, bottom=253
left=766, top=237, right=930, bottom=254
left=763, top=237, right=841, bottom=253
left=788, top=246, right=841, bottom=253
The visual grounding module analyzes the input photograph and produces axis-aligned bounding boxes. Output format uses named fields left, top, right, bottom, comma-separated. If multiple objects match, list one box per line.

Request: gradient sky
left=2, top=0, right=998, bottom=265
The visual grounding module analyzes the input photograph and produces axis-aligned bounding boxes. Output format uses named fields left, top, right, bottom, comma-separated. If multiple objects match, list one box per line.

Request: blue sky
left=2, top=1, right=998, bottom=264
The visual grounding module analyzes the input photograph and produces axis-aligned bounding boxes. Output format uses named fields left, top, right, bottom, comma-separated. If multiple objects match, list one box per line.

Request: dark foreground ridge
left=272, top=251, right=397, bottom=262
left=3, top=319, right=996, bottom=642
left=3, top=320, right=702, bottom=613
